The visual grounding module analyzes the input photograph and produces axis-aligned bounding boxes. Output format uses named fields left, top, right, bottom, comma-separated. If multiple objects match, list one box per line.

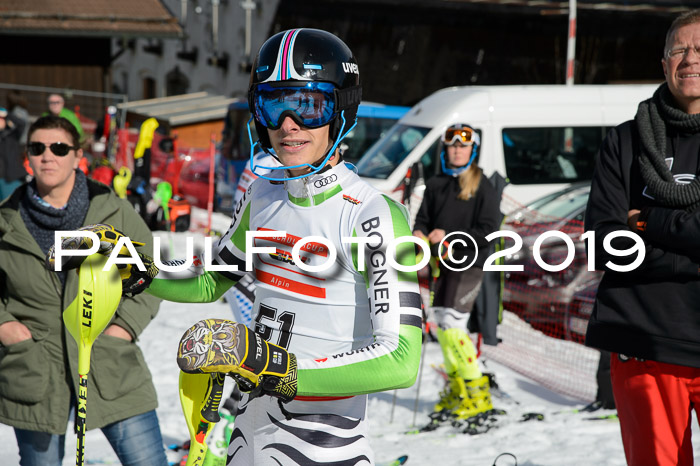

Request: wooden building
left=0, top=0, right=181, bottom=121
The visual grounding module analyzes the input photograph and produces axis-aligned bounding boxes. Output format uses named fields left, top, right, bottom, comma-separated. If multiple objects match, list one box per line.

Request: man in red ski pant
left=585, top=9, right=700, bottom=466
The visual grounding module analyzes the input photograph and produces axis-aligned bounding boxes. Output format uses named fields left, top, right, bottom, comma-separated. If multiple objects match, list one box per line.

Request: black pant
left=596, top=350, right=616, bottom=409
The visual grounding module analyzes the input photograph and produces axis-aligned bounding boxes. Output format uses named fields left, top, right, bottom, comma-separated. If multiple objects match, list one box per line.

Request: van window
left=356, top=124, right=431, bottom=179
left=341, top=116, right=400, bottom=166
left=417, top=138, right=442, bottom=181
left=502, top=127, right=608, bottom=184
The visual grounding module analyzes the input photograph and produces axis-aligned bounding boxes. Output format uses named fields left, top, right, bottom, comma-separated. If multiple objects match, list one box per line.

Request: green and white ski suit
left=148, top=162, right=422, bottom=465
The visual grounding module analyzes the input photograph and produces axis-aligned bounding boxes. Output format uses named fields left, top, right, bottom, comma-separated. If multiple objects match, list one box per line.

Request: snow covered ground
left=2, top=224, right=700, bottom=465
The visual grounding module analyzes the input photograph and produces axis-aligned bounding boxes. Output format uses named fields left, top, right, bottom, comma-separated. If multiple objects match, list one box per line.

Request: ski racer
left=56, top=29, right=423, bottom=465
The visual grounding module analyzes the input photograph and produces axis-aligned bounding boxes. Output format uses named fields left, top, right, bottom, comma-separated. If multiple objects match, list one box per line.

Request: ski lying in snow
left=519, top=411, right=618, bottom=422
left=452, top=409, right=508, bottom=435
left=406, top=408, right=507, bottom=435
left=377, top=455, right=409, bottom=466
left=584, top=413, right=619, bottom=421
left=553, top=400, right=612, bottom=415
left=408, top=406, right=616, bottom=436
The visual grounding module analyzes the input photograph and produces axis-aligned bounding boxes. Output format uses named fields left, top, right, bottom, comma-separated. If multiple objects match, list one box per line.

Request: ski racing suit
left=147, top=162, right=422, bottom=465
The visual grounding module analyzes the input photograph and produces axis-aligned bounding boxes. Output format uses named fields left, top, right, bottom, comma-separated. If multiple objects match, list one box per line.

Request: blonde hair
left=457, top=163, right=482, bottom=200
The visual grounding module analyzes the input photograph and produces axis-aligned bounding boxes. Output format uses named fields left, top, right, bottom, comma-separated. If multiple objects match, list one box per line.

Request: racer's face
left=446, top=141, right=473, bottom=168
left=267, top=116, right=332, bottom=176
left=663, top=22, right=700, bottom=114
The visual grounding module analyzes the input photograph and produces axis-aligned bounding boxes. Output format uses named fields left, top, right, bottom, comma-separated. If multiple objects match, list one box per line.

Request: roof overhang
left=118, top=92, right=243, bottom=127
left=0, top=1, right=182, bottom=39
left=331, top=0, right=690, bottom=16
left=444, top=0, right=690, bottom=15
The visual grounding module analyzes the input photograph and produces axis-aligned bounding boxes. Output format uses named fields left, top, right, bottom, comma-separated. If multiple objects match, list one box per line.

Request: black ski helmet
left=248, top=28, right=362, bottom=151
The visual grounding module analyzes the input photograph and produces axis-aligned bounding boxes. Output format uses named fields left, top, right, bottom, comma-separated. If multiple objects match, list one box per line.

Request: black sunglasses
left=27, top=142, right=79, bottom=157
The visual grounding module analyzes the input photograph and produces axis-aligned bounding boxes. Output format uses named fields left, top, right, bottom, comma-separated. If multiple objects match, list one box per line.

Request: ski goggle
left=251, top=81, right=337, bottom=129
left=27, top=141, right=79, bottom=157
left=442, top=126, right=479, bottom=146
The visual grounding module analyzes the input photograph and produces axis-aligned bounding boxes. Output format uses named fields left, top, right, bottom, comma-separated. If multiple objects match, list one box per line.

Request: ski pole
left=411, top=240, right=440, bottom=427
left=179, top=372, right=226, bottom=466
left=411, top=335, right=427, bottom=427
left=63, top=254, right=122, bottom=466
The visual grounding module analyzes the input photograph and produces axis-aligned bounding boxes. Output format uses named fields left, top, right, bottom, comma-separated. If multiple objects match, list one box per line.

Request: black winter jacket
left=413, top=172, right=502, bottom=268
left=584, top=120, right=700, bottom=367
left=0, top=113, right=26, bottom=182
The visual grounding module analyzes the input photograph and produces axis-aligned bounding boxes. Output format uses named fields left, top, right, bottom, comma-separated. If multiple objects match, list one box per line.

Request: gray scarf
left=635, top=83, right=700, bottom=211
left=20, top=170, right=90, bottom=286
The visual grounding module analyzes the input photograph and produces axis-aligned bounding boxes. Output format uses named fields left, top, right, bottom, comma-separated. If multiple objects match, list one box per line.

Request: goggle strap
left=335, top=85, right=362, bottom=111
left=249, top=111, right=357, bottom=182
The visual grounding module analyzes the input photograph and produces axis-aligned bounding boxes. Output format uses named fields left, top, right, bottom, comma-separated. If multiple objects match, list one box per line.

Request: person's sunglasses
left=442, top=126, right=478, bottom=146
left=251, top=81, right=338, bottom=129
left=27, top=142, right=79, bottom=157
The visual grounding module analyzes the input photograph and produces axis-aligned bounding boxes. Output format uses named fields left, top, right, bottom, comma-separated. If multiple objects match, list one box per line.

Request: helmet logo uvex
left=342, top=62, right=359, bottom=74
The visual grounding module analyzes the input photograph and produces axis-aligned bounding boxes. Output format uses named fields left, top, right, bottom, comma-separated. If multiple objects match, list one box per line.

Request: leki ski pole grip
left=201, top=373, right=226, bottom=423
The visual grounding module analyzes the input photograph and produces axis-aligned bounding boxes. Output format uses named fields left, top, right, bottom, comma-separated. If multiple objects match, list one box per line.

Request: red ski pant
left=611, top=355, right=700, bottom=466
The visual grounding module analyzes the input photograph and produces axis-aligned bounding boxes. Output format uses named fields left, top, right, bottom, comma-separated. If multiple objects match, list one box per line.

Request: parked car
left=565, top=278, right=599, bottom=343
left=502, top=183, right=602, bottom=340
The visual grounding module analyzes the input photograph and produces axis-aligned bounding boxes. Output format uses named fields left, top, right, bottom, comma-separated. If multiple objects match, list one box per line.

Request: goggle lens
left=27, top=142, right=77, bottom=157
left=253, top=81, right=337, bottom=129
left=442, top=126, right=477, bottom=146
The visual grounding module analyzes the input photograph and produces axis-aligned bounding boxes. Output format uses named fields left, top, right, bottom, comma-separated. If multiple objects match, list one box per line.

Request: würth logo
left=342, top=62, right=359, bottom=74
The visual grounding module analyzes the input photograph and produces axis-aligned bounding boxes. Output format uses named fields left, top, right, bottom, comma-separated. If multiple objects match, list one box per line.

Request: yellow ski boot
left=433, top=372, right=466, bottom=415
left=451, top=375, right=505, bottom=434
left=418, top=373, right=467, bottom=432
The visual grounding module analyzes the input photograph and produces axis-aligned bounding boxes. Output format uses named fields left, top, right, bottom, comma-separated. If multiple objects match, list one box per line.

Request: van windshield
left=356, top=124, right=431, bottom=179
left=341, top=116, right=402, bottom=166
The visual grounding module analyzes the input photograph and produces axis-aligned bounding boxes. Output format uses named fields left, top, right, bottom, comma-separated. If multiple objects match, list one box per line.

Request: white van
left=354, top=84, right=659, bottom=216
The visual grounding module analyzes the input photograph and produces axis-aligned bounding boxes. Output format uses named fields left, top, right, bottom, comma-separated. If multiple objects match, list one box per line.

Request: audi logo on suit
left=314, top=174, right=338, bottom=188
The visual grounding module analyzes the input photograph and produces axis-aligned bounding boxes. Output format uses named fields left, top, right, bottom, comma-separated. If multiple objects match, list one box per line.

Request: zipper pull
left=303, top=177, right=311, bottom=199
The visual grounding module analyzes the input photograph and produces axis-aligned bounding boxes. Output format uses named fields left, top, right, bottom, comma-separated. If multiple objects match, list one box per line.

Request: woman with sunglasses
left=0, top=116, right=168, bottom=466
left=412, top=123, right=503, bottom=430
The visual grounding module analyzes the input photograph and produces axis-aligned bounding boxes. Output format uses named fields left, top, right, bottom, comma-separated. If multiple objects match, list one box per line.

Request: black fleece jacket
left=584, top=119, right=700, bottom=367
left=413, top=172, right=502, bottom=268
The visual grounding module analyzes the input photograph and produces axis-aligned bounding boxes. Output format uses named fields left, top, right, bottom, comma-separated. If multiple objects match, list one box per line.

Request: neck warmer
left=20, top=170, right=90, bottom=287
left=20, top=170, right=90, bottom=254
left=635, top=83, right=700, bottom=210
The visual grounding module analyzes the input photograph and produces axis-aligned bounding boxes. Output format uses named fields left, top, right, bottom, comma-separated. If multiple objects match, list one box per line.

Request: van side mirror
left=402, top=161, right=424, bottom=204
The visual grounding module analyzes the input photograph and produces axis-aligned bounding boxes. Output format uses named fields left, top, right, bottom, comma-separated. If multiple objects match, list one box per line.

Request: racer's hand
left=177, top=319, right=297, bottom=403
left=45, top=223, right=145, bottom=271
left=45, top=223, right=157, bottom=296
left=117, top=251, right=159, bottom=297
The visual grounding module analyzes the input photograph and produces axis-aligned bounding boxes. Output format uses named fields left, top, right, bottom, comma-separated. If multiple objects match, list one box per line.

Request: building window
left=143, top=77, right=156, bottom=99
left=166, top=66, right=190, bottom=96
